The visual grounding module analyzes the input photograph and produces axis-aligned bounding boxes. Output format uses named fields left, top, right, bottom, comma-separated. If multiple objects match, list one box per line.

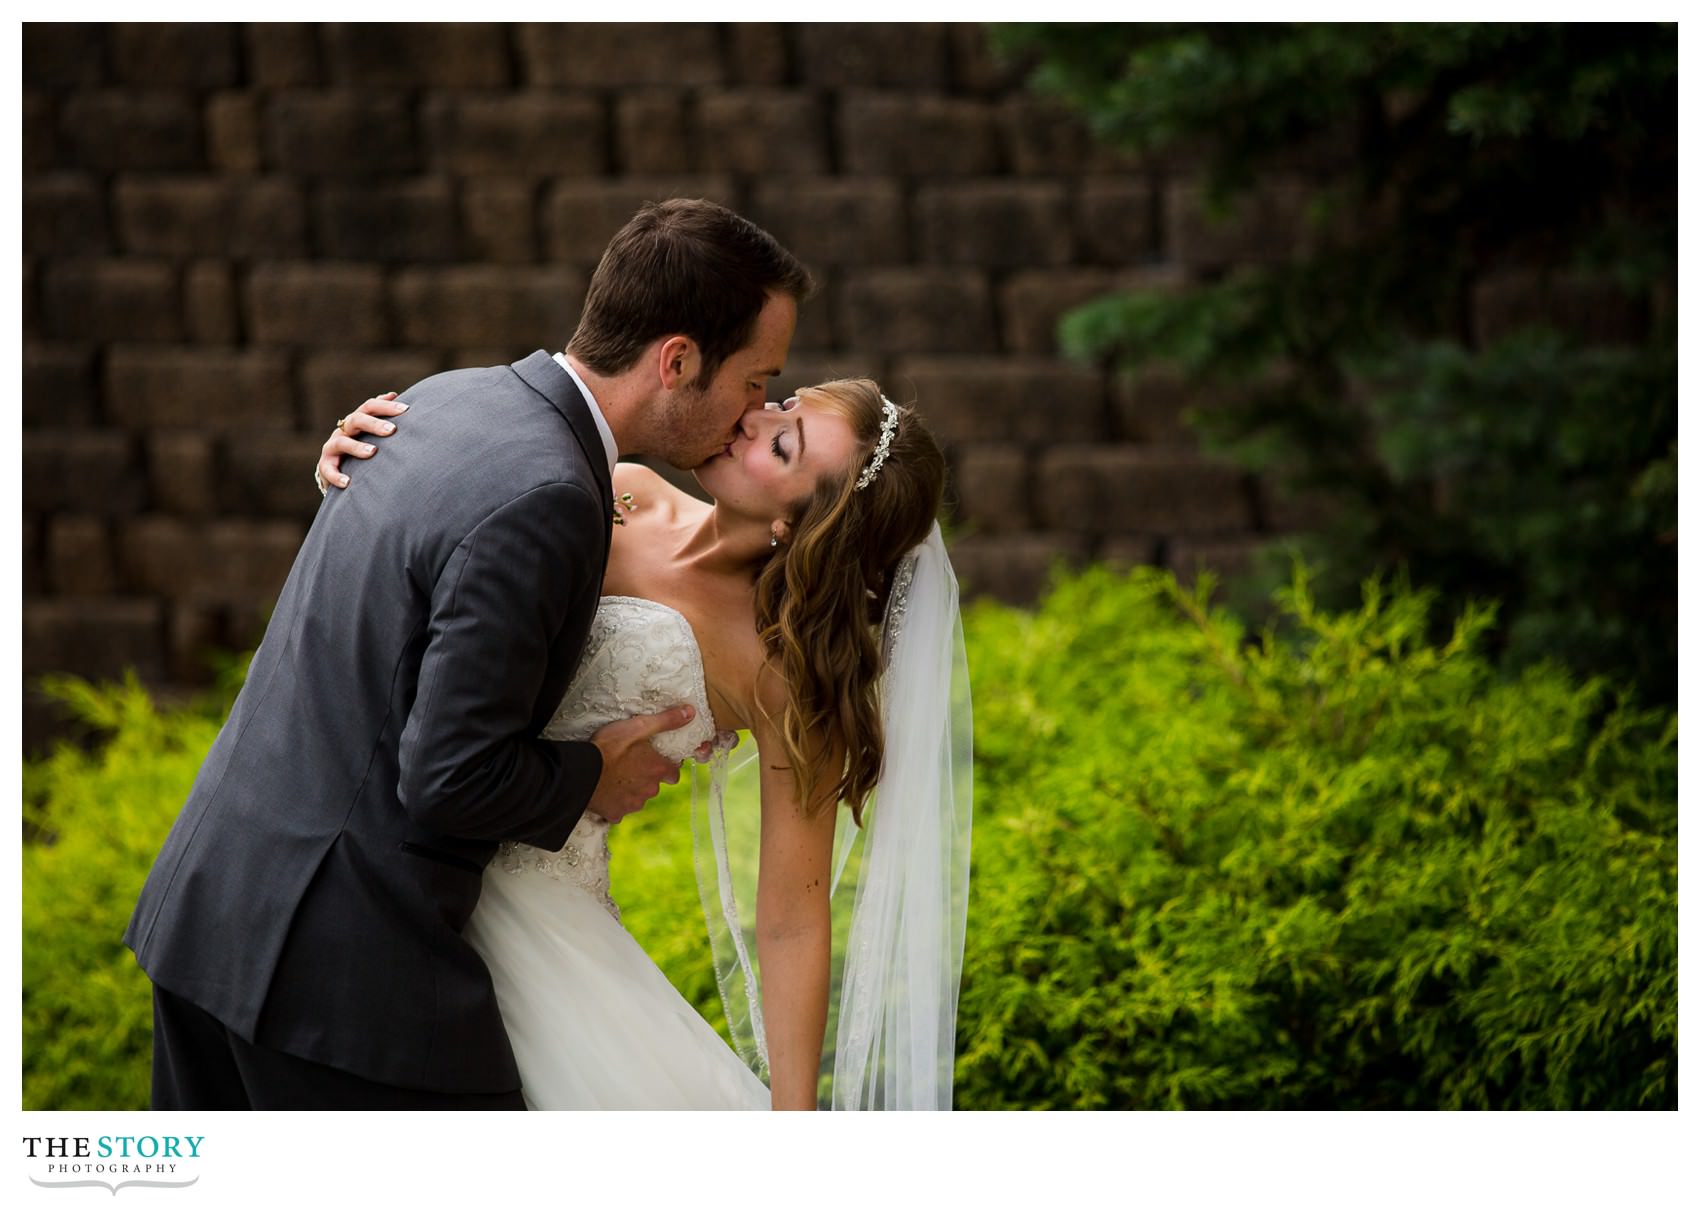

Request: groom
left=125, top=199, right=813, bottom=1109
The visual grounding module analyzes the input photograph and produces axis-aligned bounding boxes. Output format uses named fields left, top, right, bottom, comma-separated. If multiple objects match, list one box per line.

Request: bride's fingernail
left=395, top=402, right=409, bottom=411
left=379, top=422, right=395, bottom=433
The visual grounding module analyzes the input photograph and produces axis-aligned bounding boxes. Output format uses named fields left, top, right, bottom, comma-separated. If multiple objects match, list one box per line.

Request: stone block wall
left=24, top=21, right=1322, bottom=747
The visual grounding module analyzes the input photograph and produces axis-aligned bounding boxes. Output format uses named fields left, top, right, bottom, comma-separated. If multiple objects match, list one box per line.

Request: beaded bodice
left=496, top=596, right=717, bottom=921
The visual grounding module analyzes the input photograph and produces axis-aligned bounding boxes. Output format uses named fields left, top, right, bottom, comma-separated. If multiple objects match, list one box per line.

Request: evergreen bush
left=22, top=565, right=1674, bottom=1109
left=22, top=675, right=225, bottom=1111
left=953, top=563, right=1675, bottom=1108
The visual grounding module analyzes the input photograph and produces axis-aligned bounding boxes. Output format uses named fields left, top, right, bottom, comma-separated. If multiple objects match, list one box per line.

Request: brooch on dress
left=611, top=492, right=636, bottom=525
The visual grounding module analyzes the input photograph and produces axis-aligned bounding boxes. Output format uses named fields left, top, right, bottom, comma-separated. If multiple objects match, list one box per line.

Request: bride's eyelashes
left=771, top=432, right=789, bottom=464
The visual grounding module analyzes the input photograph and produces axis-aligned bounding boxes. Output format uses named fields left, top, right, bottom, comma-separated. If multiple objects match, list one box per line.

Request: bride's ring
left=336, top=415, right=353, bottom=434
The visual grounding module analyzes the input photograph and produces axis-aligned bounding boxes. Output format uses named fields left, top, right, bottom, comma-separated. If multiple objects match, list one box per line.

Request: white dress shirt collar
left=552, top=352, right=618, bottom=480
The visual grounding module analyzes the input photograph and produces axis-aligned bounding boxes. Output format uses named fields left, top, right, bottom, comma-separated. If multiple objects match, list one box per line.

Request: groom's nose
left=731, top=395, right=764, bottom=434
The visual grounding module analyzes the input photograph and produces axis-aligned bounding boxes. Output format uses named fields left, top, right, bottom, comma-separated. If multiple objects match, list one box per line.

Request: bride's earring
left=770, top=533, right=779, bottom=548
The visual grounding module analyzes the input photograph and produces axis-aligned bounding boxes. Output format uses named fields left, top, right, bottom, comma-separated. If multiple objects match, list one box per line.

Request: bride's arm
left=750, top=705, right=839, bottom=1111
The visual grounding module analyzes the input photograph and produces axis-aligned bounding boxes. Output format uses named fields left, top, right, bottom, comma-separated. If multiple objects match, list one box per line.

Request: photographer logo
left=23, top=1136, right=202, bottom=1195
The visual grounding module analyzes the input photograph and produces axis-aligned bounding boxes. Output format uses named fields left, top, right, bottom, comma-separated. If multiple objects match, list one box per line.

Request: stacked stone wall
left=24, top=21, right=1362, bottom=746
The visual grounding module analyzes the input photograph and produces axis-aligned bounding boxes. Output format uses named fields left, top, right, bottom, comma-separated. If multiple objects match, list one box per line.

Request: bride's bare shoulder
left=730, top=626, right=794, bottom=738
left=694, top=591, right=783, bottom=735
left=612, top=461, right=669, bottom=494
left=613, top=462, right=707, bottom=514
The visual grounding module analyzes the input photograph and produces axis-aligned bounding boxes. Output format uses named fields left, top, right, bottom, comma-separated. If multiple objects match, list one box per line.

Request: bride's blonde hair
left=751, top=380, right=945, bottom=822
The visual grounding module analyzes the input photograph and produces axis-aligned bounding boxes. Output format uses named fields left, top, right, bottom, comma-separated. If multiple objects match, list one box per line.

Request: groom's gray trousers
left=125, top=352, right=615, bottom=1107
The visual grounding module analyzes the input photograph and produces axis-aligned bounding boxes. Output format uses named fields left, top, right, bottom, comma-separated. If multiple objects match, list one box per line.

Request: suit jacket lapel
left=510, top=350, right=615, bottom=520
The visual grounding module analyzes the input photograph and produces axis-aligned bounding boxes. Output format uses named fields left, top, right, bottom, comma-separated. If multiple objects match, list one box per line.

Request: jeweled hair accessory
left=855, top=396, right=900, bottom=491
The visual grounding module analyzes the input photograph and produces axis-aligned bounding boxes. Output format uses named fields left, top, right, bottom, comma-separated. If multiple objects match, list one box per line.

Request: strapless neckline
left=592, top=594, right=717, bottom=738
left=497, top=593, right=723, bottom=919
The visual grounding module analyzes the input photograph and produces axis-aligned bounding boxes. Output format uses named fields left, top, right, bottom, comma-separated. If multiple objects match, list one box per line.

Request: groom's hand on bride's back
left=585, top=706, right=695, bottom=823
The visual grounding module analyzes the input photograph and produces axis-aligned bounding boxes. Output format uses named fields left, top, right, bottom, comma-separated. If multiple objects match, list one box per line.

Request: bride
left=319, top=378, right=972, bottom=1110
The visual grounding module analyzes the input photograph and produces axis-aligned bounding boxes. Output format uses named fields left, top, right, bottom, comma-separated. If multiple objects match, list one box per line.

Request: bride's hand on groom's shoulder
left=316, top=392, right=408, bottom=493
left=585, top=705, right=696, bottom=824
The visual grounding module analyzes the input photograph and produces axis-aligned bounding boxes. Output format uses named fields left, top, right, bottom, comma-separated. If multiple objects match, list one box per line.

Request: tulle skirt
left=463, top=865, right=770, bottom=1110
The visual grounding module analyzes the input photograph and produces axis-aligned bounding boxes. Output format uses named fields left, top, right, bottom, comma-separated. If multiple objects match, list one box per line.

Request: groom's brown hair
left=567, top=198, right=813, bottom=386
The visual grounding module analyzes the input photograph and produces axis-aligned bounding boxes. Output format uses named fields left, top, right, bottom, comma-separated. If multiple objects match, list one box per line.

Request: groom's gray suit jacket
left=125, top=352, right=614, bottom=1093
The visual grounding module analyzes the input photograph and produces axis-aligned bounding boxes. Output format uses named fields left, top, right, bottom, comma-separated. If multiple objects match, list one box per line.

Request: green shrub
left=22, top=675, right=225, bottom=1110
left=953, top=562, right=1675, bottom=1108
left=23, top=564, right=1675, bottom=1109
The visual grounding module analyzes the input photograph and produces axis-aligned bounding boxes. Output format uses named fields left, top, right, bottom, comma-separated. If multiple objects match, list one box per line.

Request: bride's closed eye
left=771, top=432, right=789, bottom=464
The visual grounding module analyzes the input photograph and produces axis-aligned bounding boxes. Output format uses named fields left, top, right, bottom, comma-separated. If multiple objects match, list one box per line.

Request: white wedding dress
left=462, top=596, right=770, bottom=1110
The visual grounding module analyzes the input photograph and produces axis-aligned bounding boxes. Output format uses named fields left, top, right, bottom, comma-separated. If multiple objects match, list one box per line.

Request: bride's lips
left=717, top=423, right=750, bottom=461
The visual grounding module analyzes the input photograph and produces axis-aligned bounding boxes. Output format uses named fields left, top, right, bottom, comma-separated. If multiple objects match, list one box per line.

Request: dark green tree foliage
left=993, top=23, right=1676, bottom=701
left=956, top=565, right=1675, bottom=1109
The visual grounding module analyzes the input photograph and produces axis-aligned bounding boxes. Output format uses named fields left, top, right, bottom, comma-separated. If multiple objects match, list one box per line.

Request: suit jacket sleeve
left=396, top=480, right=604, bottom=846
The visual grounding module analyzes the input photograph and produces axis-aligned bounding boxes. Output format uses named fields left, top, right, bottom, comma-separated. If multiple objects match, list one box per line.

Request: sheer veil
left=691, top=521, right=973, bottom=1108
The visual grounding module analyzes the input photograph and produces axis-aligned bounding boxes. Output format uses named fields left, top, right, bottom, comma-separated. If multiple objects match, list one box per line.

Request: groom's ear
left=657, top=335, right=698, bottom=391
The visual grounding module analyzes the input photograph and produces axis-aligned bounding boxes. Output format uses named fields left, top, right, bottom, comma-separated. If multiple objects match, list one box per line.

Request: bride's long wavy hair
left=752, top=379, right=946, bottom=823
